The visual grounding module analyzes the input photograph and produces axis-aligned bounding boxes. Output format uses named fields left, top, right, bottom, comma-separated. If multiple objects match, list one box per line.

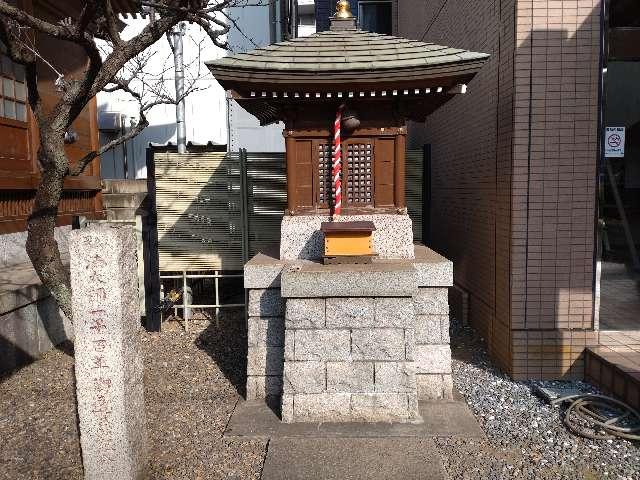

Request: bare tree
left=0, top=0, right=239, bottom=320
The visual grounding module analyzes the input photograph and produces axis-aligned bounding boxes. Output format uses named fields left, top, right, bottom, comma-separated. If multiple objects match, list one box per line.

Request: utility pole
left=170, top=23, right=187, bottom=154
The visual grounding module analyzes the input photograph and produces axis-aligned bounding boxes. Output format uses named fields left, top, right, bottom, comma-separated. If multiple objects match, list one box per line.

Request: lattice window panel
left=318, top=143, right=333, bottom=205
left=346, top=142, right=373, bottom=204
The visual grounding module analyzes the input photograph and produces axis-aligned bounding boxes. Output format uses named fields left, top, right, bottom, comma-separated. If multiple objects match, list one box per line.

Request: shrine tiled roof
left=214, top=30, right=487, bottom=71
left=208, top=29, right=489, bottom=87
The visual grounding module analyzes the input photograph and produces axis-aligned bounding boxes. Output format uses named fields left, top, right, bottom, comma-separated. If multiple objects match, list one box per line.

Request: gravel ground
left=436, top=320, right=640, bottom=480
left=0, top=309, right=266, bottom=480
left=1, top=310, right=638, bottom=480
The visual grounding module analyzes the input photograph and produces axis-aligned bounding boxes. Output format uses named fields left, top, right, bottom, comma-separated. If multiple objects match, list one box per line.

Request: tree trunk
left=26, top=133, right=73, bottom=321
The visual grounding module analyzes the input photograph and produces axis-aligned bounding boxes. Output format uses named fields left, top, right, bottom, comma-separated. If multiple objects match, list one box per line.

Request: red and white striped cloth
left=332, top=104, right=345, bottom=216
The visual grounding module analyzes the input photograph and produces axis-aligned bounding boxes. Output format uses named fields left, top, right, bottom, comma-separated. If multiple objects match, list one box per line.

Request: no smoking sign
left=605, top=127, right=625, bottom=158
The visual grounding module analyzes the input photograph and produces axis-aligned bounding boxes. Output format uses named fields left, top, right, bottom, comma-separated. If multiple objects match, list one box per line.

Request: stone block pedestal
left=244, top=243, right=455, bottom=422
left=281, top=291, right=419, bottom=423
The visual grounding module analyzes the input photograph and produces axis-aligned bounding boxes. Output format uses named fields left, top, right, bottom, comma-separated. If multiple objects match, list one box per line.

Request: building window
left=610, top=0, right=640, bottom=28
left=299, top=13, right=315, bottom=26
left=1, top=53, right=27, bottom=122
left=358, top=1, right=392, bottom=35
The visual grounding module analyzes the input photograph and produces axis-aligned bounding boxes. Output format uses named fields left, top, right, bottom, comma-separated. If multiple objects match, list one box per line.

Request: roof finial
left=334, top=0, right=353, bottom=18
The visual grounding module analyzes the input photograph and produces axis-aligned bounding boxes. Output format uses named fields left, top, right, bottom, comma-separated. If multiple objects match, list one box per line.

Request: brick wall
left=510, top=0, right=601, bottom=379
left=397, top=0, right=515, bottom=373
left=397, top=0, right=602, bottom=379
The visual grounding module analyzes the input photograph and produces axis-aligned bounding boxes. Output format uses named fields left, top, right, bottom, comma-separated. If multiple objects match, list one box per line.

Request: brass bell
left=342, top=107, right=360, bottom=132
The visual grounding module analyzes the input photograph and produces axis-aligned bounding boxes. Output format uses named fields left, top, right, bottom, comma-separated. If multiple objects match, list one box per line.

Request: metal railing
left=159, top=270, right=244, bottom=331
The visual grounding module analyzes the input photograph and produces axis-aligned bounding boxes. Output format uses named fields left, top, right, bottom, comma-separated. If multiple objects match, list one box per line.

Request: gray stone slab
left=374, top=362, right=416, bottom=393
left=350, top=393, right=414, bottom=422
left=247, top=345, right=285, bottom=376
left=325, top=297, right=375, bottom=328
left=417, top=374, right=454, bottom=400
left=414, top=288, right=449, bottom=315
left=294, top=329, right=350, bottom=361
left=69, top=224, right=146, bottom=480
left=374, top=297, right=414, bottom=328
left=281, top=262, right=417, bottom=298
left=285, top=298, right=326, bottom=328
left=289, top=392, right=352, bottom=422
left=351, top=328, right=406, bottom=361
left=246, top=375, right=283, bottom=399
left=248, top=289, right=284, bottom=317
left=280, top=214, right=415, bottom=261
left=283, top=361, right=326, bottom=394
left=326, top=361, right=374, bottom=393
left=415, top=345, right=452, bottom=374
left=262, top=437, right=446, bottom=480
left=247, top=317, right=285, bottom=347
left=412, top=244, right=453, bottom=287
left=415, top=314, right=447, bottom=345
left=244, top=251, right=286, bottom=289
left=224, top=399, right=483, bottom=438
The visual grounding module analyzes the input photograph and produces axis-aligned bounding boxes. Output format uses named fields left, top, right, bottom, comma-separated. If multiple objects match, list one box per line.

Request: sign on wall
left=605, top=127, right=625, bottom=157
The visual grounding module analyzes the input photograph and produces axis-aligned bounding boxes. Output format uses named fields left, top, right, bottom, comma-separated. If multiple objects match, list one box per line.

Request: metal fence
left=150, top=148, right=423, bottom=326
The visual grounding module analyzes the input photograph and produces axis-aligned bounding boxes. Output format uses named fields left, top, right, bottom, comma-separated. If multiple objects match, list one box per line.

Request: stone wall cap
left=245, top=249, right=316, bottom=289
left=412, top=244, right=452, bottom=266
left=286, top=260, right=415, bottom=275
left=363, top=245, right=453, bottom=287
left=411, top=244, right=453, bottom=287
left=281, top=260, right=417, bottom=298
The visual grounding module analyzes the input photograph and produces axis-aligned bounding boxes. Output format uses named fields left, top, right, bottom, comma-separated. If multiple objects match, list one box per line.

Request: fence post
left=182, top=270, right=189, bottom=332
left=422, top=144, right=432, bottom=246
left=239, top=148, right=250, bottom=265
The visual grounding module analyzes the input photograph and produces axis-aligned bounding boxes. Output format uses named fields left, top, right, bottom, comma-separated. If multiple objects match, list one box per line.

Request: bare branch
left=0, top=1, right=70, bottom=39
left=99, top=0, right=124, bottom=47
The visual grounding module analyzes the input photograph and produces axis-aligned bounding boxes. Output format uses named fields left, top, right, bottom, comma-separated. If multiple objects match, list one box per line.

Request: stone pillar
left=244, top=252, right=287, bottom=400
left=69, top=225, right=147, bottom=480
left=412, top=246, right=454, bottom=400
left=414, top=288, right=453, bottom=399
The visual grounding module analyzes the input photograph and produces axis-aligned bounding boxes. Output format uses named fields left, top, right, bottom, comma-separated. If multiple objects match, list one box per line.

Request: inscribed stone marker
left=70, top=224, right=147, bottom=480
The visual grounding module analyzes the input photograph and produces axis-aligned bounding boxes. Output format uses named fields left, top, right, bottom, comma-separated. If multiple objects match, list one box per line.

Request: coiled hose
left=552, top=393, right=640, bottom=441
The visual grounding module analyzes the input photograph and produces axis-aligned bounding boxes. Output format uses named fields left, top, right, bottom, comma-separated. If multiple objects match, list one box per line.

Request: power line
left=419, top=0, right=449, bottom=41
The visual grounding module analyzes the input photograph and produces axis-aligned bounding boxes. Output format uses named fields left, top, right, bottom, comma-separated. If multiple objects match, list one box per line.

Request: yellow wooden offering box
left=320, top=221, right=376, bottom=257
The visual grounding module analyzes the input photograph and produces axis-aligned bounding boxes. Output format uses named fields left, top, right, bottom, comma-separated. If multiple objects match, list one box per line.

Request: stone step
left=261, top=437, right=447, bottom=480
left=224, top=398, right=484, bottom=439
left=585, top=340, right=640, bottom=410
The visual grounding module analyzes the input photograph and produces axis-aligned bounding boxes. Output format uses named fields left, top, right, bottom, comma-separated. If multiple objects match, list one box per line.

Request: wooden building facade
left=0, top=0, right=134, bottom=234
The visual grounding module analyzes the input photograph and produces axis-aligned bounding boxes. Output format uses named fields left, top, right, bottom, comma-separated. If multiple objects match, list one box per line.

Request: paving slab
left=262, top=438, right=445, bottom=480
left=224, top=399, right=484, bottom=439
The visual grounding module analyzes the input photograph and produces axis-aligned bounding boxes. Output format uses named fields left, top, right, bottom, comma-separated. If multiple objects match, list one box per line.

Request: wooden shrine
left=209, top=2, right=490, bottom=425
left=208, top=1, right=489, bottom=217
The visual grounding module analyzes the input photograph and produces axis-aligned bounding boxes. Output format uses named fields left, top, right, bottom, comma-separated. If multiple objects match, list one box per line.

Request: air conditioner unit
left=98, top=111, right=124, bottom=132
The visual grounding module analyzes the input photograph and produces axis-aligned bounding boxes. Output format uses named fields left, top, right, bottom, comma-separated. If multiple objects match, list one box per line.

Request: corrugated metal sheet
left=155, top=148, right=423, bottom=272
